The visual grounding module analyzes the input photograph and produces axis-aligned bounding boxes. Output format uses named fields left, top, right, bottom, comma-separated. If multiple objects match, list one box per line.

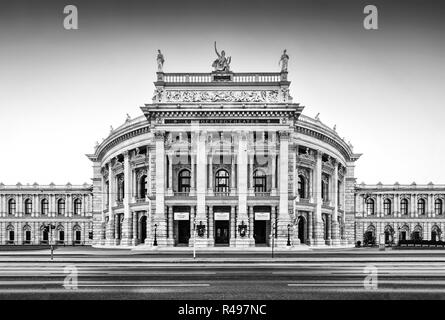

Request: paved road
left=0, top=248, right=445, bottom=299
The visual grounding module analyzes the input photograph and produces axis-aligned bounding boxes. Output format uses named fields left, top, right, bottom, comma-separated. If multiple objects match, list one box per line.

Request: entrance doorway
left=140, top=216, right=147, bottom=244
left=177, top=220, right=190, bottom=245
left=298, top=218, right=305, bottom=244
left=215, top=221, right=229, bottom=245
left=254, top=220, right=267, bottom=245
left=25, top=230, right=31, bottom=244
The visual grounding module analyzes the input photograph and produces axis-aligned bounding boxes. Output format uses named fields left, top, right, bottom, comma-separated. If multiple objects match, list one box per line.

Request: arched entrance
left=298, top=217, right=305, bottom=244
left=364, top=225, right=375, bottom=246
left=412, top=225, right=422, bottom=241
left=140, top=216, right=147, bottom=244
left=431, top=225, right=441, bottom=242
left=384, top=225, right=394, bottom=245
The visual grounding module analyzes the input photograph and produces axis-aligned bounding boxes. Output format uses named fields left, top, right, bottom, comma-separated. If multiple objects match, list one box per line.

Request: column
left=168, top=206, right=174, bottom=239
left=190, top=153, right=196, bottom=195
left=235, top=131, right=253, bottom=246
left=312, top=150, right=324, bottom=245
left=276, top=131, right=291, bottom=246
left=307, top=211, right=313, bottom=245
left=189, top=206, right=195, bottom=245
left=292, top=149, right=297, bottom=197
left=67, top=194, right=72, bottom=218
left=208, top=206, right=214, bottom=241
left=121, top=151, right=132, bottom=246
left=167, top=153, right=173, bottom=195
left=195, top=130, right=210, bottom=246
left=230, top=154, right=236, bottom=196
left=395, top=194, right=399, bottom=217
left=154, top=131, right=167, bottom=246
left=271, top=206, right=277, bottom=243
left=271, top=152, right=277, bottom=196
left=132, top=212, right=138, bottom=245
left=207, top=154, right=213, bottom=195
left=429, top=194, right=434, bottom=217
left=230, top=205, right=236, bottom=246
left=331, top=161, right=340, bottom=245
left=106, top=163, right=115, bottom=245
left=248, top=206, right=254, bottom=238
left=147, top=150, right=152, bottom=196
left=145, top=210, right=152, bottom=245
left=248, top=153, right=254, bottom=195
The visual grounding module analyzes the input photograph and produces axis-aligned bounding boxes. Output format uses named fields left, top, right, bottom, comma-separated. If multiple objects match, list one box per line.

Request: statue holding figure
left=279, top=49, right=289, bottom=72
left=212, top=42, right=231, bottom=72
left=157, top=49, right=165, bottom=72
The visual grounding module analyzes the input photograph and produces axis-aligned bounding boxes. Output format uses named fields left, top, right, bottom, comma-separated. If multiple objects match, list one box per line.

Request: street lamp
left=153, top=223, right=158, bottom=246
left=287, top=224, right=291, bottom=246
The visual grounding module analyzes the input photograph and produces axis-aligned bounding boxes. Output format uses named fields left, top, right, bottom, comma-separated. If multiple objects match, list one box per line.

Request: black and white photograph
left=0, top=0, right=444, bottom=314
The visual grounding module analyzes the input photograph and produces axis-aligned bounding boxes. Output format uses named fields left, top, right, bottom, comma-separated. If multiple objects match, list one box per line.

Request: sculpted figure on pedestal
left=157, top=49, right=165, bottom=72
left=279, top=49, right=289, bottom=72
left=212, top=42, right=231, bottom=72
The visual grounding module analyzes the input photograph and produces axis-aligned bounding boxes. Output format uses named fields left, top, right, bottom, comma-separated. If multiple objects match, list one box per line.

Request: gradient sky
left=0, top=0, right=444, bottom=185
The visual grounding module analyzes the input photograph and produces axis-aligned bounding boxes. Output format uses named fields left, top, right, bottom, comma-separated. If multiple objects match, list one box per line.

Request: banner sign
left=214, top=212, right=230, bottom=221
left=174, top=212, right=189, bottom=221
left=255, top=212, right=270, bottom=220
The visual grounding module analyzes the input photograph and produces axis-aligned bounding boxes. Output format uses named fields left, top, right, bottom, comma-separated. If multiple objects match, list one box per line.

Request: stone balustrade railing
left=159, top=72, right=283, bottom=84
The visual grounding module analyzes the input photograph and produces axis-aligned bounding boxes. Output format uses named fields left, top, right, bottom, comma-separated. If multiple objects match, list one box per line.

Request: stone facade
left=354, top=183, right=445, bottom=245
left=86, top=68, right=360, bottom=248
left=0, top=183, right=93, bottom=245
left=2, top=61, right=439, bottom=249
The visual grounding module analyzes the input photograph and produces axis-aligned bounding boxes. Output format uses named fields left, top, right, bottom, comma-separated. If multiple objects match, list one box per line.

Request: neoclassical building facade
left=86, top=66, right=360, bottom=248
left=1, top=56, right=443, bottom=247
left=0, top=183, right=93, bottom=245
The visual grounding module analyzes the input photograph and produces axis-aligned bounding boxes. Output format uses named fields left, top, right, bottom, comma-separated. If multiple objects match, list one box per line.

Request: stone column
left=189, top=206, right=195, bottom=246
left=106, top=163, right=115, bottom=245
left=131, top=212, right=138, bottom=245
left=395, top=194, right=400, bottom=217
left=208, top=206, right=214, bottom=241
left=207, top=154, right=213, bottom=195
left=271, top=206, right=277, bottom=244
left=121, top=151, right=133, bottom=246
left=195, top=130, right=211, bottom=247
left=276, top=131, right=291, bottom=247
left=249, top=206, right=254, bottom=238
left=331, top=161, right=340, bottom=245
left=234, top=131, right=254, bottom=247
left=271, top=152, right=277, bottom=196
left=168, top=206, right=174, bottom=240
left=145, top=209, right=152, bottom=245
left=248, top=153, right=254, bottom=195
left=230, top=154, right=236, bottom=196
left=154, top=131, right=168, bottom=246
left=429, top=194, right=434, bottom=217
left=167, top=153, right=173, bottom=195
left=190, top=153, right=196, bottom=195
left=147, top=150, right=152, bottom=196
left=230, top=205, right=236, bottom=246
left=312, top=150, right=325, bottom=245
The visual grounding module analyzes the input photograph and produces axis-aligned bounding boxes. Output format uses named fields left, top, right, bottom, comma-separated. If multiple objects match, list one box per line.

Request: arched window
left=417, top=198, right=426, bottom=215
left=73, top=198, right=82, bottom=215
left=117, top=176, right=124, bottom=202
left=215, top=169, right=229, bottom=193
left=383, top=198, right=391, bottom=215
left=253, top=169, right=267, bottom=193
left=400, top=198, right=408, bottom=215
left=435, top=199, right=443, bottom=216
left=178, top=170, right=191, bottom=193
left=366, top=198, right=375, bottom=215
left=41, top=199, right=49, bottom=215
left=8, top=199, right=16, bottom=215
left=139, top=175, right=148, bottom=198
left=298, top=175, right=306, bottom=199
left=24, top=198, right=32, bottom=215
left=321, top=178, right=329, bottom=201
left=57, top=199, right=65, bottom=215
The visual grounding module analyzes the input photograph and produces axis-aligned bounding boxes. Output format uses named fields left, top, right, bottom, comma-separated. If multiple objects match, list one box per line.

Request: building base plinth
left=231, top=237, right=255, bottom=247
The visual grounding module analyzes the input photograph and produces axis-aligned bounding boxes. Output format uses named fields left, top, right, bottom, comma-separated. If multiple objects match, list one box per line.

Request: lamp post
left=153, top=223, right=158, bottom=246
left=287, top=224, right=291, bottom=246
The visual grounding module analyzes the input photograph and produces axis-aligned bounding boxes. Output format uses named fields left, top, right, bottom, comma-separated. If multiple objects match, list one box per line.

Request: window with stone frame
left=215, top=169, right=229, bottom=193
left=253, top=169, right=267, bottom=193
left=321, top=176, right=329, bottom=201
left=57, top=199, right=65, bottom=215
left=400, top=198, right=408, bottom=215
left=435, top=198, right=443, bottom=215
left=139, top=175, right=148, bottom=198
left=417, top=198, right=426, bottom=215
left=178, top=169, right=191, bottom=193
left=297, top=175, right=306, bottom=198
left=24, top=198, right=32, bottom=215
left=383, top=198, right=392, bottom=215
left=366, top=198, right=375, bottom=215
left=8, top=199, right=16, bottom=215
left=41, top=199, right=49, bottom=215
left=74, top=198, right=82, bottom=215
left=117, top=176, right=124, bottom=202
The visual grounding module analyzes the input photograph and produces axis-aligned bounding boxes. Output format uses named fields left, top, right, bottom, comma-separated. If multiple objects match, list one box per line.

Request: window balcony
left=213, top=191, right=231, bottom=197
left=254, top=191, right=271, bottom=197
left=173, top=192, right=191, bottom=197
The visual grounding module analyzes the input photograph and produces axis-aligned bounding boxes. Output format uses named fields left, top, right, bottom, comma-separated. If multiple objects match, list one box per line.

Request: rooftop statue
left=279, top=49, right=289, bottom=72
left=212, top=41, right=231, bottom=72
left=157, top=49, right=165, bottom=72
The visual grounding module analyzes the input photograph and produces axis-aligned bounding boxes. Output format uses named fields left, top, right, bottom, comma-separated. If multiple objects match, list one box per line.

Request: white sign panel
left=214, top=212, right=230, bottom=221
left=255, top=212, right=270, bottom=221
left=174, top=212, right=189, bottom=221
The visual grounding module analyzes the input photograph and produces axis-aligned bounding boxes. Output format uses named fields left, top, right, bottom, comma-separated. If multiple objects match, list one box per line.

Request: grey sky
left=0, top=0, right=444, bottom=185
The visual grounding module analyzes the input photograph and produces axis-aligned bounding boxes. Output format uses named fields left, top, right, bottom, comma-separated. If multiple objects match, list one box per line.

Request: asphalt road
left=0, top=248, right=445, bottom=299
